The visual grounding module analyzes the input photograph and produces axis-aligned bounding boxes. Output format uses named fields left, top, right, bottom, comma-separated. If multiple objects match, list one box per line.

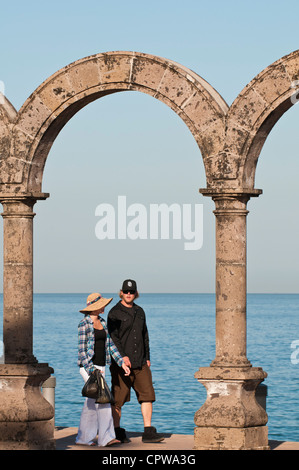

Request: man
left=107, top=279, right=164, bottom=444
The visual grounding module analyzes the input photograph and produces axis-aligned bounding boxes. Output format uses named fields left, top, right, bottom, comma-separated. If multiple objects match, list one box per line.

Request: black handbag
left=82, top=370, right=99, bottom=399
left=82, top=369, right=115, bottom=404
left=95, top=371, right=115, bottom=405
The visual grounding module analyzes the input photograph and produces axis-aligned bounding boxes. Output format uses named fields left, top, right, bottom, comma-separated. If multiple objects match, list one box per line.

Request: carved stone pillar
left=0, top=193, right=55, bottom=449
left=194, top=190, right=269, bottom=450
left=212, top=193, right=251, bottom=367
left=1, top=196, right=37, bottom=363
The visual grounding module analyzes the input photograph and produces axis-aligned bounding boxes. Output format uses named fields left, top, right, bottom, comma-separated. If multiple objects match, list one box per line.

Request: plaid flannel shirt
left=78, top=315, right=123, bottom=375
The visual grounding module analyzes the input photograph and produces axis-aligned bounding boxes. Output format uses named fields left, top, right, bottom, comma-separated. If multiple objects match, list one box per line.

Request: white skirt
left=76, top=365, right=116, bottom=446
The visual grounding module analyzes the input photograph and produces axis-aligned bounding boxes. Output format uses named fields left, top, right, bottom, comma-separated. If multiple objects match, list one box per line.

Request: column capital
left=199, top=187, right=263, bottom=198
left=0, top=192, right=49, bottom=203
left=0, top=192, right=49, bottom=218
left=200, top=188, right=262, bottom=217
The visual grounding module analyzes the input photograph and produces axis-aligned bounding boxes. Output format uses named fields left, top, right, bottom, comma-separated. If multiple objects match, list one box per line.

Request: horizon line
left=0, top=292, right=298, bottom=295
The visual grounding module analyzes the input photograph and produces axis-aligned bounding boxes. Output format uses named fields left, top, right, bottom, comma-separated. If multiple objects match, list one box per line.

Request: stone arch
left=0, top=96, right=17, bottom=184
left=4, top=51, right=228, bottom=194
left=3, top=48, right=299, bottom=450
left=225, top=49, right=299, bottom=190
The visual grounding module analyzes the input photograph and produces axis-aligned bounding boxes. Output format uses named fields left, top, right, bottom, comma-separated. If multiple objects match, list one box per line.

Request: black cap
left=122, top=279, right=137, bottom=292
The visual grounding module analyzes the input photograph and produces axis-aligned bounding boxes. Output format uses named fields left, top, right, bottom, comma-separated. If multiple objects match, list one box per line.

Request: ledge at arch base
left=1, top=48, right=299, bottom=449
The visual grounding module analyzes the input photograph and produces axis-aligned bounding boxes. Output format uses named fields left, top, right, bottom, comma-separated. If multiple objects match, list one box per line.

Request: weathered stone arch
left=0, top=96, right=17, bottom=182
left=0, top=51, right=231, bottom=450
left=2, top=48, right=299, bottom=450
left=3, top=51, right=228, bottom=194
left=193, top=51, right=299, bottom=451
left=225, top=49, right=299, bottom=190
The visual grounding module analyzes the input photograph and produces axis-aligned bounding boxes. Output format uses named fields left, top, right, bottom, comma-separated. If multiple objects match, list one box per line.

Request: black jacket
left=107, top=301, right=150, bottom=369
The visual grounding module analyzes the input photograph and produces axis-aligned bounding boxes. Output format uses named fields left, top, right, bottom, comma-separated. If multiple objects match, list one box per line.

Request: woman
left=76, top=292, right=130, bottom=447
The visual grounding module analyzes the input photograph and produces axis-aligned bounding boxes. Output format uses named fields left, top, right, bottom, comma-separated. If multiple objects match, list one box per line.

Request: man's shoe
left=115, top=427, right=130, bottom=443
left=142, top=426, right=164, bottom=443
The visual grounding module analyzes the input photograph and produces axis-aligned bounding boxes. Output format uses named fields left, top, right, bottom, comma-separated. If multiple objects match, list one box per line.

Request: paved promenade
left=54, top=427, right=299, bottom=451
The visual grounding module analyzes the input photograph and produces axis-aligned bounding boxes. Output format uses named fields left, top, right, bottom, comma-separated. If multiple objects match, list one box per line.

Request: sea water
left=0, top=293, right=298, bottom=442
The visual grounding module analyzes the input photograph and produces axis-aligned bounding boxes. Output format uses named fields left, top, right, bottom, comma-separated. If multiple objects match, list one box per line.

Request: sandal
left=105, top=438, right=121, bottom=446
left=75, top=441, right=97, bottom=446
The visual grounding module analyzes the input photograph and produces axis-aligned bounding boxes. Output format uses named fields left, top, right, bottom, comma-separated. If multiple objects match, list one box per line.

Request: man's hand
left=122, top=363, right=131, bottom=376
left=123, top=356, right=131, bottom=368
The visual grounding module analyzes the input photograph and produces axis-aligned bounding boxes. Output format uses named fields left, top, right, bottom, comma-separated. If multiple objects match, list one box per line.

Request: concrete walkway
left=54, top=427, right=299, bottom=451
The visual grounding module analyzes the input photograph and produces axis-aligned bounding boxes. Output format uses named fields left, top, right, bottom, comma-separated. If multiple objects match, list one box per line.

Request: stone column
left=194, top=190, right=269, bottom=450
left=0, top=193, right=55, bottom=450
left=212, top=193, right=251, bottom=367
left=1, top=196, right=37, bottom=363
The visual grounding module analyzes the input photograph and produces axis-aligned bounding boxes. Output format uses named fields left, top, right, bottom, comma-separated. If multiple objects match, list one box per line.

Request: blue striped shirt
left=78, top=315, right=124, bottom=375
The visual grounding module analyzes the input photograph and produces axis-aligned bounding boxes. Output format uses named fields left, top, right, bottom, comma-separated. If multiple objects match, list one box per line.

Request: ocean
left=0, top=293, right=298, bottom=442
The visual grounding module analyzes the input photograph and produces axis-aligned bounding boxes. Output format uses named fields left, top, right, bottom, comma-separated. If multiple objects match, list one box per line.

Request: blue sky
left=0, top=0, right=299, bottom=293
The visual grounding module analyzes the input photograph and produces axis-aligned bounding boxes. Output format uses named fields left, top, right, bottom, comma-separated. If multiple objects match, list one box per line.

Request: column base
left=0, top=421, right=55, bottom=450
left=194, top=366, right=268, bottom=450
left=194, top=425, right=269, bottom=450
left=0, top=363, right=55, bottom=450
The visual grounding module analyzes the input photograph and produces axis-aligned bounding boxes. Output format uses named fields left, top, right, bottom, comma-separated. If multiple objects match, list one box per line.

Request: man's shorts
left=110, top=362, right=156, bottom=408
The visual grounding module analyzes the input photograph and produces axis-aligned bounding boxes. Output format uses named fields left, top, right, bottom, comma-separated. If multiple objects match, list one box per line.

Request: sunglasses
left=123, top=290, right=136, bottom=295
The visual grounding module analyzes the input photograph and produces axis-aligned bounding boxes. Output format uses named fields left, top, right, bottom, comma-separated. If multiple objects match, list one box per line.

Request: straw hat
left=79, top=293, right=113, bottom=313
